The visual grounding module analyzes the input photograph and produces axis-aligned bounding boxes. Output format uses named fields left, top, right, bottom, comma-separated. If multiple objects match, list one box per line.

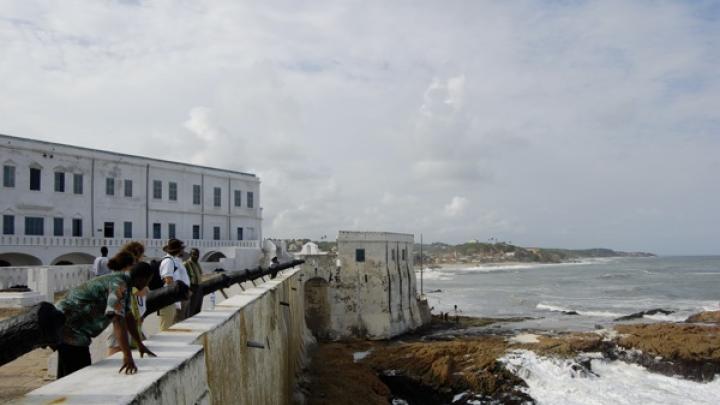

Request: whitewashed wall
left=17, top=268, right=312, bottom=405
left=0, top=134, right=262, bottom=266
left=298, top=231, right=430, bottom=341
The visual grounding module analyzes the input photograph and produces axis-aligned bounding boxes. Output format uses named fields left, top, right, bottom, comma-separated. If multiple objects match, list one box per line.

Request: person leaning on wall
left=54, top=255, right=156, bottom=377
left=107, top=245, right=149, bottom=356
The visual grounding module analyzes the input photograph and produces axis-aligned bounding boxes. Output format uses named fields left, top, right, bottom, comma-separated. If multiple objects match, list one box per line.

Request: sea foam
left=501, top=350, right=720, bottom=405
left=535, top=303, right=622, bottom=318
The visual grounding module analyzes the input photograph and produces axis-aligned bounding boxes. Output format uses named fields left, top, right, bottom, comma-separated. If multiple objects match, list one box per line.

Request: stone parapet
left=15, top=267, right=312, bottom=405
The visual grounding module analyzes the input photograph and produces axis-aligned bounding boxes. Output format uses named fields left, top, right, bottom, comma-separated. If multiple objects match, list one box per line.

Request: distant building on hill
left=0, top=134, right=262, bottom=267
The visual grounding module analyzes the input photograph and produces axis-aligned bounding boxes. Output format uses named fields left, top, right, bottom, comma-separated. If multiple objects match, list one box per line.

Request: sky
left=1, top=1, right=719, bottom=255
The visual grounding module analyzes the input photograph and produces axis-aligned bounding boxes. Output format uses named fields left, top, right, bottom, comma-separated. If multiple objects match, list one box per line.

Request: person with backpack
left=183, top=248, right=204, bottom=318
left=158, top=238, right=191, bottom=330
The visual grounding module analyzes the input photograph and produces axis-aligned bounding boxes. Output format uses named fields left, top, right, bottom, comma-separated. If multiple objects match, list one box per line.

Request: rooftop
left=0, top=133, right=256, bottom=178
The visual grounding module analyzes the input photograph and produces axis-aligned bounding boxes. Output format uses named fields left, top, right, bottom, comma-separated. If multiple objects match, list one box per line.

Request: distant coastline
left=415, top=241, right=655, bottom=268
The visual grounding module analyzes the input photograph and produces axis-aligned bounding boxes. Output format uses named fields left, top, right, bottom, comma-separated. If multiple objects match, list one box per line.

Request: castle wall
left=16, top=267, right=312, bottom=405
left=299, top=231, right=430, bottom=340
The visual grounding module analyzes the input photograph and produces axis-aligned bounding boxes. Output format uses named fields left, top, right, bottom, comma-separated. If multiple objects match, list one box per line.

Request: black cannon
left=0, top=259, right=305, bottom=367
left=0, top=302, right=65, bottom=367
left=144, top=259, right=304, bottom=314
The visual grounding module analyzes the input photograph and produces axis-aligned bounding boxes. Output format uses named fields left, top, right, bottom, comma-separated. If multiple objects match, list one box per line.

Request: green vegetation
left=414, top=242, right=654, bottom=265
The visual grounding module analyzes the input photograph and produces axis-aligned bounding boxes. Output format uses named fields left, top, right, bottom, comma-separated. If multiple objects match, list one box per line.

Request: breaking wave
left=535, top=303, right=623, bottom=318
left=500, top=350, right=720, bottom=405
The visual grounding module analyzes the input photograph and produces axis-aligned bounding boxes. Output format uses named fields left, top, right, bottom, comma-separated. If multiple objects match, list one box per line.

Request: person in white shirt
left=158, top=238, right=191, bottom=330
left=92, top=246, right=110, bottom=277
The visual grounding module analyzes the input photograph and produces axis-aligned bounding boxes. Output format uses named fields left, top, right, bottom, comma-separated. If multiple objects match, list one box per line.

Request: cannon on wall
left=0, top=259, right=305, bottom=367
left=144, top=259, right=304, bottom=314
left=0, top=302, right=65, bottom=367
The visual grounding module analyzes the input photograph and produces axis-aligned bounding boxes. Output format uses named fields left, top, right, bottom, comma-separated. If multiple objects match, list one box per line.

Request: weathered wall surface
left=16, top=268, right=313, bottom=405
left=299, top=231, right=430, bottom=341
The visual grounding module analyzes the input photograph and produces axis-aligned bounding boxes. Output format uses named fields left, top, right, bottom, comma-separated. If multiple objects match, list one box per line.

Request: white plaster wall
left=0, top=134, right=262, bottom=265
left=93, top=160, right=147, bottom=239
left=20, top=344, right=210, bottom=405
left=0, top=265, right=91, bottom=300
left=18, top=268, right=312, bottom=405
left=299, top=231, right=429, bottom=341
left=0, top=267, right=28, bottom=288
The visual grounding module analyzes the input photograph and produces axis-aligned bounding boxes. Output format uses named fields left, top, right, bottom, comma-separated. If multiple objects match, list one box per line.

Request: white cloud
left=1, top=1, right=719, bottom=253
left=444, top=196, right=469, bottom=218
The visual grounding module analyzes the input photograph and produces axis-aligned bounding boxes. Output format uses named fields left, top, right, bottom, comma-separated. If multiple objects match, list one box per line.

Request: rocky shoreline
left=300, top=311, right=720, bottom=404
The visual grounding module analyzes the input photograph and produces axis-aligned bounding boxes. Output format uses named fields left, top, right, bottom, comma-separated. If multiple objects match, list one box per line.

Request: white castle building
left=0, top=134, right=262, bottom=267
left=298, top=231, right=430, bottom=340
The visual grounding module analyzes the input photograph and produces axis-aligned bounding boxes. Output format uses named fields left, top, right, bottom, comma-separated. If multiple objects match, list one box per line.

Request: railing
left=0, top=235, right=259, bottom=249
left=0, top=267, right=28, bottom=289
left=0, top=265, right=92, bottom=300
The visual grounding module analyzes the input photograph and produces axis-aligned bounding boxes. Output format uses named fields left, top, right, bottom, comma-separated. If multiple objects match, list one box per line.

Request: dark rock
left=614, top=308, right=674, bottom=322
left=685, top=311, right=720, bottom=324
left=562, top=311, right=579, bottom=316
left=610, top=346, right=720, bottom=382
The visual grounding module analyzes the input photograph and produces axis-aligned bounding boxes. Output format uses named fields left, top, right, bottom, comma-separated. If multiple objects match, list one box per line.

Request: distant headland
left=285, top=239, right=655, bottom=266
left=415, top=241, right=656, bottom=267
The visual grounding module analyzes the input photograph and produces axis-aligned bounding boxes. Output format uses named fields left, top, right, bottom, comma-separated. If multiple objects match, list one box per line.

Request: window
left=247, top=191, right=254, bottom=208
left=106, top=178, right=115, bottom=196
left=124, top=179, right=133, bottom=197
left=153, top=180, right=162, bottom=199
left=355, top=249, right=365, bottom=263
left=169, top=182, right=177, bottom=201
left=402, top=249, right=406, bottom=261
left=104, top=222, right=114, bottom=238
left=123, top=221, right=132, bottom=238
left=168, top=223, right=176, bottom=239
left=237, top=227, right=243, bottom=241
left=25, top=217, right=44, bottom=236
left=3, top=165, right=15, bottom=188
left=54, top=172, right=65, bottom=192
left=192, top=184, right=201, bottom=205
left=53, top=217, right=64, bottom=236
left=153, top=223, right=161, bottom=239
left=213, top=187, right=221, bottom=207
left=73, top=174, right=83, bottom=194
left=3, top=215, right=14, bottom=235
left=391, top=249, right=396, bottom=261
left=192, top=225, right=200, bottom=240
left=72, top=218, right=82, bottom=237
left=29, top=167, right=41, bottom=191
left=247, top=227, right=255, bottom=240
left=213, top=226, right=220, bottom=240
left=234, top=190, right=242, bottom=207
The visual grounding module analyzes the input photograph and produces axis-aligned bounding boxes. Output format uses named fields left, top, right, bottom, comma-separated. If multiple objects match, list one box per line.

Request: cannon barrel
left=201, top=259, right=305, bottom=296
left=144, top=259, right=304, bottom=316
left=0, top=302, right=66, bottom=367
left=0, top=259, right=305, bottom=365
left=143, top=281, right=190, bottom=315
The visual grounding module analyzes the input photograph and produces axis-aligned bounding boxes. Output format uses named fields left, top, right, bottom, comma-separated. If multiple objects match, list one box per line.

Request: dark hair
left=120, top=241, right=145, bottom=261
left=107, top=251, right=135, bottom=271
left=130, top=262, right=153, bottom=281
left=101, top=246, right=108, bottom=256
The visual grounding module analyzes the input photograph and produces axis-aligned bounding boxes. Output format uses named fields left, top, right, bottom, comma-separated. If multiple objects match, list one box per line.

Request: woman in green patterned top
left=54, top=259, right=156, bottom=377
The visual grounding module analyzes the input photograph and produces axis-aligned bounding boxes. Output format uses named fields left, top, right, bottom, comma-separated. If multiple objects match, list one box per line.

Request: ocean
left=418, top=256, right=720, bottom=404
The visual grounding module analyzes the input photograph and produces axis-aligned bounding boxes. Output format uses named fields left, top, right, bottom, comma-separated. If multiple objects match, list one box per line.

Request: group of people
left=56, top=238, right=204, bottom=378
